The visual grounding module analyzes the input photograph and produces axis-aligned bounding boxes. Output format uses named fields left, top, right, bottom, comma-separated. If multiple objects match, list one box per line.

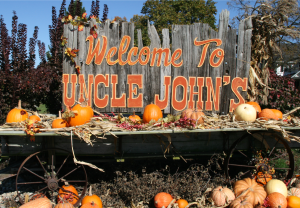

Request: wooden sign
left=62, top=10, right=252, bottom=114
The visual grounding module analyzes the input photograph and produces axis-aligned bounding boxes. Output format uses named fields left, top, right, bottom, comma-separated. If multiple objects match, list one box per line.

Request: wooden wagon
left=1, top=124, right=300, bottom=206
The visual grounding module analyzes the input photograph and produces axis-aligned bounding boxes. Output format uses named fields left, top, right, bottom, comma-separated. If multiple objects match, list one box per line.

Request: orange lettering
left=171, top=76, right=188, bottom=111
left=205, top=77, right=222, bottom=111
left=118, top=35, right=130, bottom=65
left=78, top=74, right=94, bottom=106
left=62, top=74, right=77, bottom=107
left=138, top=47, right=150, bottom=65
left=127, top=47, right=139, bottom=65
left=111, top=74, right=126, bottom=107
left=229, top=77, right=248, bottom=112
left=127, top=74, right=143, bottom=108
left=171, top=49, right=183, bottom=67
left=94, top=74, right=109, bottom=108
left=150, top=48, right=171, bottom=67
left=106, top=47, right=118, bottom=65
left=155, top=76, right=171, bottom=110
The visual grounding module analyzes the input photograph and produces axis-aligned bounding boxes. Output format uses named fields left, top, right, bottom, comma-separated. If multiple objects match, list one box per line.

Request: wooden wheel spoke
left=237, top=150, right=249, bottom=159
left=63, top=180, right=86, bottom=183
left=239, top=170, right=251, bottom=177
left=56, top=155, right=70, bottom=176
left=23, top=167, right=45, bottom=181
left=58, top=166, right=81, bottom=181
left=268, top=139, right=279, bottom=157
left=228, top=164, right=256, bottom=168
left=35, top=155, right=47, bottom=175
left=36, top=186, right=48, bottom=193
left=274, top=167, right=291, bottom=170
left=17, top=181, right=45, bottom=185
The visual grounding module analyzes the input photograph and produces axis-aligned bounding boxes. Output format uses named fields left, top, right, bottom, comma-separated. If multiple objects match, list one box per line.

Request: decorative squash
left=52, top=111, right=68, bottom=128
left=265, top=179, right=288, bottom=197
left=255, top=171, right=272, bottom=186
left=287, top=195, right=300, bottom=208
left=6, top=100, right=29, bottom=123
left=246, top=101, right=262, bottom=113
left=234, top=104, right=257, bottom=122
left=182, top=108, right=205, bottom=124
left=266, top=192, right=287, bottom=208
left=143, top=103, right=163, bottom=123
left=128, top=111, right=141, bottom=122
left=233, top=178, right=267, bottom=206
left=271, top=109, right=283, bottom=120
left=57, top=183, right=79, bottom=205
left=30, top=193, right=47, bottom=201
left=68, top=101, right=94, bottom=126
left=29, top=113, right=41, bottom=123
left=81, top=201, right=100, bottom=208
left=176, top=199, right=189, bottom=208
left=211, top=186, right=235, bottom=206
left=55, top=200, right=74, bottom=208
left=258, top=109, right=278, bottom=121
left=19, top=197, right=52, bottom=208
left=154, top=192, right=173, bottom=208
left=81, top=186, right=102, bottom=208
left=290, top=187, right=300, bottom=197
left=230, top=196, right=253, bottom=208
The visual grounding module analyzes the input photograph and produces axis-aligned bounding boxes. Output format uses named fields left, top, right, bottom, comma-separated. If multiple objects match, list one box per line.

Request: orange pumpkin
left=57, top=184, right=79, bottom=205
left=271, top=109, right=283, bottom=120
left=287, top=195, right=300, bottom=208
left=176, top=199, right=189, bottom=208
left=211, top=186, right=235, bottom=206
left=6, top=100, right=29, bottom=123
left=233, top=178, right=267, bottom=206
left=128, top=111, right=141, bottom=122
left=182, top=108, right=205, bottom=124
left=69, top=101, right=94, bottom=126
left=290, top=187, right=300, bottom=197
left=29, top=114, right=41, bottom=123
left=81, top=186, right=102, bottom=208
left=143, top=103, right=163, bottom=123
left=229, top=196, right=253, bottom=208
left=55, top=200, right=74, bottom=208
left=52, top=111, right=68, bottom=128
left=258, top=109, right=279, bottom=121
left=154, top=192, right=173, bottom=208
left=246, top=101, right=262, bottom=113
left=267, top=192, right=287, bottom=208
left=19, top=197, right=52, bottom=208
left=81, top=202, right=100, bottom=208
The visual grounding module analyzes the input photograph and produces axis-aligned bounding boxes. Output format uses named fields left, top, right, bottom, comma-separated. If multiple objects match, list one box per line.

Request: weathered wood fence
left=63, top=10, right=252, bottom=115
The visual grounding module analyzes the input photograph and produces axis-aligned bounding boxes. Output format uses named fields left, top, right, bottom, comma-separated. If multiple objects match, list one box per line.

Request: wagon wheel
left=16, top=148, right=88, bottom=206
left=224, top=132, right=294, bottom=183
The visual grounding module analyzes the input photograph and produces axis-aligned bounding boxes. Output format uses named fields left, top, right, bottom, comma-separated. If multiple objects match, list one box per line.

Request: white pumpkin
left=234, top=104, right=257, bottom=122
left=265, top=179, right=288, bottom=197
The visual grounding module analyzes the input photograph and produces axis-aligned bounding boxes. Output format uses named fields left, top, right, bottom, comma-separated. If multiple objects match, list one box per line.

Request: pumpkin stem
left=58, top=111, right=62, bottom=119
left=89, top=185, right=92, bottom=196
left=81, top=99, right=88, bottom=107
left=18, top=100, right=22, bottom=109
left=133, top=111, right=136, bottom=116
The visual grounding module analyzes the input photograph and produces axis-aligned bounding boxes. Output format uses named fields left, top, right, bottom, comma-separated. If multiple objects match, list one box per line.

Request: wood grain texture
left=62, top=10, right=250, bottom=115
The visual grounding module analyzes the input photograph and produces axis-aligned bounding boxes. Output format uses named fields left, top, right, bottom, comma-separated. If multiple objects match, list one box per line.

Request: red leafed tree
left=0, top=11, right=60, bottom=124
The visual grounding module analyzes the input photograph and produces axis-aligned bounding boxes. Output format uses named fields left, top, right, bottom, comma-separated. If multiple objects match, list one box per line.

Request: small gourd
left=128, top=111, right=141, bottom=122
left=57, top=181, right=79, bottom=205
left=143, top=103, right=163, bottom=123
left=68, top=100, right=94, bottom=126
left=52, top=111, right=68, bottom=128
left=81, top=186, right=103, bottom=208
left=211, top=186, right=235, bottom=206
left=6, top=100, right=28, bottom=123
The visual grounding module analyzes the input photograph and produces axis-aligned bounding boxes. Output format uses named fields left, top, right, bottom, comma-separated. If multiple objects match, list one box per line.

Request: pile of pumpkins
left=152, top=178, right=300, bottom=208
left=210, top=178, right=300, bottom=208
left=234, top=101, right=283, bottom=122
left=20, top=184, right=102, bottom=208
